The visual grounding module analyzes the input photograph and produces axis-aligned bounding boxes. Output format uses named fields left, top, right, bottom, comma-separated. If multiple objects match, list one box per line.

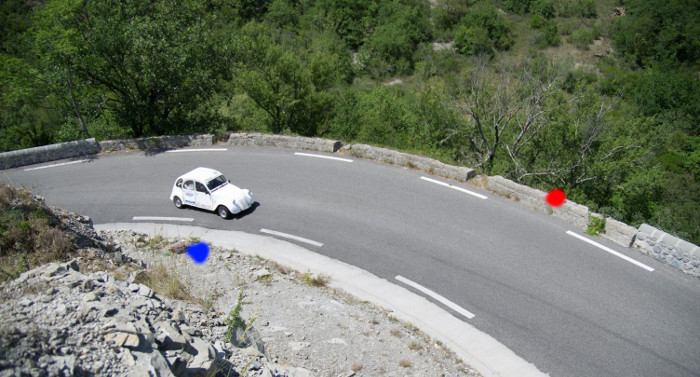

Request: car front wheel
left=216, top=205, right=231, bottom=219
left=173, top=197, right=184, bottom=209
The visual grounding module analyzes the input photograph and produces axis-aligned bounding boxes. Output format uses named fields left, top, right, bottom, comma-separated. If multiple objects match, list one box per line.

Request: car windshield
left=207, top=175, right=227, bottom=191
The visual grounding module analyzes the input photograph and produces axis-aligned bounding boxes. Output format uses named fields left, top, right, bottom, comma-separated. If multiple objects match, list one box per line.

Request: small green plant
left=585, top=215, right=606, bottom=236
left=147, top=234, right=166, bottom=249
left=409, top=341, right=422, bottom=351
left=301, top=272, right=329, bottom=287
left=224, top=291, right=247, bottom=343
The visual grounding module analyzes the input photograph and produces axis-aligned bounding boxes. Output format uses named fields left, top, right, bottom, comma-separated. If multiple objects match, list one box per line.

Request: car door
left=182, top=180, right=196, bottom=206
left=195, top=181, right=213, bottom=210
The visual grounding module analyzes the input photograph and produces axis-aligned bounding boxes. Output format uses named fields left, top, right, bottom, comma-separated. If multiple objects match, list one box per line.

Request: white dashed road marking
left=166, top=148, right=228, bottom=153
left=566, top=231, right=655, bottom=271
left=294, top=152, right=353, bottom=163
left=396, top=275, right=476, bottom=320
left=24, top=159, right=90, bottom=171
left=420, top=176, right=488, bottom=200
left=260, top=228, right=324, bottom=247
left=132, top=216, right=194, bottom=222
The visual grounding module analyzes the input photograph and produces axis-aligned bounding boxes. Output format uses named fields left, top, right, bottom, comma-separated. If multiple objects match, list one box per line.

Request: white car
left=170, top=167, right=254, bottom=219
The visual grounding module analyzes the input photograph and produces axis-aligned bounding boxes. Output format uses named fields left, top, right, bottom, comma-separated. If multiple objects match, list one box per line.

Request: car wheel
left=217, top=205, right=231, bottom=219
left=173, top=197, right=184, bottom=209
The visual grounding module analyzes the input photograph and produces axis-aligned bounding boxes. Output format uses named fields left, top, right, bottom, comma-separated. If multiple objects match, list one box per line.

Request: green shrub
left=531, top=0, right=555, bottom=18
left=585, top=215, right=607, bottom=236
left=530, top=14, right=546, bottom=29
left=535, top=20, right=559, bottom=47
left=454, top=2, right=513, bottom=56
left=556, top=0, right=597, bottom=18
left=568, top=27, right=598, bottom=50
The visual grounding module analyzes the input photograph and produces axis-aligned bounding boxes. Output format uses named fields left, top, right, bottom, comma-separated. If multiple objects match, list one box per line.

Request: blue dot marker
left=187, top=242, right=209, bottom=264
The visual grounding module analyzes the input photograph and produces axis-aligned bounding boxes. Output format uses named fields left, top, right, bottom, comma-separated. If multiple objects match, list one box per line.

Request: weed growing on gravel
left=224, top=291, right=247, bottom=343
left=147, top=234, right=166, bottom=250
left=409, top=341, right=422, bottom=351
left=399, top=359, right=412, bottom=368
left=301, top=272, right=329, bottom=287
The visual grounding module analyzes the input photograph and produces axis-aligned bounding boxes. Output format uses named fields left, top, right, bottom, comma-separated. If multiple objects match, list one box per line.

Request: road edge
left=95, top=222, right=548, bottom=377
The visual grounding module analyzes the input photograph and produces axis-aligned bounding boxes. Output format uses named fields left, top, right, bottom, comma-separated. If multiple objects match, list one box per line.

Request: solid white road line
left=294, top=152, right=353, bottom=163
left=420, top=176, right=488, bottom=200
left=165, top=148, right=228, bottom=153
left=566, top=231, right=655, bottom=272
left=396, top=275, right=476, bottom=320
left=132, top=216, right=194, bottom=222
left=24, top=159, right=90, bottom=171
left=260, top=228, right=324, bottom=247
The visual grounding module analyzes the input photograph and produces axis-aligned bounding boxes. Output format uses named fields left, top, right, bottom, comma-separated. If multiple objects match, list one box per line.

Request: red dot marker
left=546, top=188, right=566, bottom=207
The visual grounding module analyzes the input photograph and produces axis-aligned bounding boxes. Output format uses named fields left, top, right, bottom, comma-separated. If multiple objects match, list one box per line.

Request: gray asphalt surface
left=2, top=146, right=699, bottom=377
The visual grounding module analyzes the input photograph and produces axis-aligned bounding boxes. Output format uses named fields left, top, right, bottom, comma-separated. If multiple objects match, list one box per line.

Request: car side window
left=183, top=180, right=194, bottom=190
left=176, top=178, right=183, bottom=188
left=195, top=182, right=208, bottom=193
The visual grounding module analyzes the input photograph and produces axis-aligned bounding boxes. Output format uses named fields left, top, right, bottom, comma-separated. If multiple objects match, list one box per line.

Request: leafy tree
left=28, top=0, right=229, bottom=138
left=357, top=0, right=432, bottom=77
left=612, top=0, right=699, bottom=68
left=432, top=0, right=472, bottom=33
left=455, top=26, right=493, bottom=56
left=232, top=22, right=350, bottom=136
left=311, top=0, right=379, bottom=49
left=455, top=2, right=514, bottom=55
left=502, top=0, right=532, bottom=14
left=531, top=0, right=555, bottom=18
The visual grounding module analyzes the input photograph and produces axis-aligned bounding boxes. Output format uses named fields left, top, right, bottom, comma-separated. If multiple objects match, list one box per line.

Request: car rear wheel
left=216, top=205, right=231, bottom=219
left=173, top=197, right=184, bottom=209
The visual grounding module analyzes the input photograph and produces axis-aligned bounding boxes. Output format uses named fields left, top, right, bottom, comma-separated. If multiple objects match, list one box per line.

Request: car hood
left=211, top=183, right=249, bottom=200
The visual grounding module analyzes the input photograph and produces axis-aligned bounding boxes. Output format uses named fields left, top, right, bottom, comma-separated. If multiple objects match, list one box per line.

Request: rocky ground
left=0, top=208, right=481, bottom=377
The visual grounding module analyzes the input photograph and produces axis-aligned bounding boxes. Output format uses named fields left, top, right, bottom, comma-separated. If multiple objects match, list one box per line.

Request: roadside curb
left=95, top=222, right=548, bottom=377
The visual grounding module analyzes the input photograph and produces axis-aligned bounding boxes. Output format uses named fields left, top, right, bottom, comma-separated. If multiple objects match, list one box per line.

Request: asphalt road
left=2, top=147, right=699, bottom=377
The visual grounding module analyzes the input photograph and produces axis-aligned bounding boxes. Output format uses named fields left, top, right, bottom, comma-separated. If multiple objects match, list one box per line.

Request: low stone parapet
left=227, top=133, right=341, bottom=153
left=0, top=138, right=100, bottom=170
left=99, top=134, right=213, bottom=152
left=634, top=224, right=700, bottom=277
left=342, top=144, right=475, bottom=182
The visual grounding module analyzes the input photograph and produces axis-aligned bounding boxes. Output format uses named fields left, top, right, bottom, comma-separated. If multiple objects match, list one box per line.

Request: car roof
left=179, top=167, right=223, bottom=183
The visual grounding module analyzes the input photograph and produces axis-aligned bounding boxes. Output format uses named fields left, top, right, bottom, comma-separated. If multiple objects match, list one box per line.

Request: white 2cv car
left=170, top=167, right=254, bottom=219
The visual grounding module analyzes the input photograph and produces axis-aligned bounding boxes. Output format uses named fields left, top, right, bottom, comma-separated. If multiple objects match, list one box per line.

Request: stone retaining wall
left=342, top=143, right=476, bottom=182
left=634, top=224, right=700, bottom=277
left=99, top=134, right=213, bottom=152
left=0, top=138, right=100, bottom=170
left=227, top=132, right=341, bottom=153
left=485, top=175, right=639, bottom=248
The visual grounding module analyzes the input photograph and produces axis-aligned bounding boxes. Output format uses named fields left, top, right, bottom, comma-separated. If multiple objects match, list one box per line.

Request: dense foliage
left=1, top=0, right=698, bottom=244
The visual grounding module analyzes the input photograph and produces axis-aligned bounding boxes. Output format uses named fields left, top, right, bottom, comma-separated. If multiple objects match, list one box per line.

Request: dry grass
left=132, top=263, right=203, bottom=306
left=399, top=359, right=412, bottom=368
left=0, top=184, right=76, bottom=282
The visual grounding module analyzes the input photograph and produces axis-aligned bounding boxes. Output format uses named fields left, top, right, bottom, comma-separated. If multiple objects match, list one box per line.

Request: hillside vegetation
left=1, top=0, right=698, bottom=244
